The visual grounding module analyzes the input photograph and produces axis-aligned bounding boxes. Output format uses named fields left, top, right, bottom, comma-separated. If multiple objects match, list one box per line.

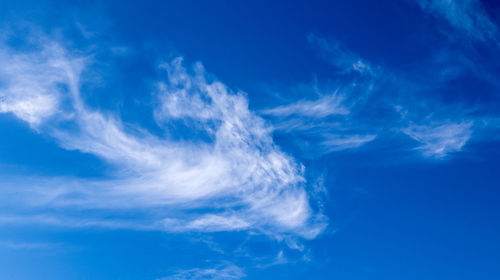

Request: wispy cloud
left=0, top=33, right=326, bottom=239
left=259, top=36, right=380, bottom=156
left=260, top=93, right=349, bottom=118
left=402, top=120, right=474, bottom=158
left=255, top=250, right=289, bottom=268
left=0, top=38, right=84, bottom=127
left=0, top=213, right=160, bottom=231
left=295, top=34, right=490, bottom=160
left=259, top=88, right=377, bottom=154
left=0, top=240, right=61, bottom=250
left=417, top=0, right=498, bottom=43
left=160, top=263, right=245, bottom=280
left=308, top=34, right=376, bottom=76
left=163, top=214, right=251, bottom=232
left=320, top=134, right=377, bottom=153
left=260, top=91, right=377, bottom=155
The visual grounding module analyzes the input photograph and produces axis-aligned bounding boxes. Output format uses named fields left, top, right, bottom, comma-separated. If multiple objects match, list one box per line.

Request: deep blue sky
left=1, top=0, right=500, bottom=279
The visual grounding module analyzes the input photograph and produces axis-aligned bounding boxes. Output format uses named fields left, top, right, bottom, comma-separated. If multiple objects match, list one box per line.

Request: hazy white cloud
left=320, top=134, right=376, bottom=153
left=403, top=120, right=473, bottom=158
left=0, top=40, right=84, bottom=126
left=257, top=35, right=381, bottom=156
left=160, top=263, right=245, bottom=280
left=261, top=88, right=376, bottom=155
left=308, top=33, right=376, bottom=76
left=0, top=213, right=160, bottom=231
left=417, top=0, right=498, bottom=43
left=255, top=250, right=289, bottom=269
left=260, top=93, right=349, bottom=118
left=0, top=36, right=326, bottom=239
left=305, top=34, right=484, bottom=160
left=163, top=214, right=251, bottom=232
left=0, top=240, right=60, bottom=250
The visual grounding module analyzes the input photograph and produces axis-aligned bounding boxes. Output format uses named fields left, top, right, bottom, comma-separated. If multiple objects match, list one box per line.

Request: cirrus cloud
left=0, top=34, right=326, bottom=240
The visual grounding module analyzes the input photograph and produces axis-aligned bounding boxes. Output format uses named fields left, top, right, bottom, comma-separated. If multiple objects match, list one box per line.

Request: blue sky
left=0, top=0, right=500, bottom=279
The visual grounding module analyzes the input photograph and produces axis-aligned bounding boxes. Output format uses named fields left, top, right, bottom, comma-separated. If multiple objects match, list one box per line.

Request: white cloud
left=0, top=240, right=60, bottom=250
left=160, top=263, right=245, bottom=280
left=417, top=0, right=498, bottom=43
left=320, top=134, right=376, bottom=153
left=0, top=40, right=84, bottom=126
left=163, top=214, right=251, bottom=232
left=0, top=37, right=326, bottom=239
left=260, top=89, right=376, bottom=155
left=308, top=33, right=376, bottom=76
left=260, top=93, right=349, bottom=118
left=402, top=120, right=473, bottom=158
left=256, top=35, right=380, bottom=156
left=255, top=250, right=289, bottom=268
left=305, top=34, right=481, bottom=159
left=0, top=213, right=160, bottom=231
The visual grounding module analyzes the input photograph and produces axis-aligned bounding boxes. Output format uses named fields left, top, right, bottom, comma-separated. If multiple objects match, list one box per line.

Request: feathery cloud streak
left=264, top=34, right=480, bottom=159
left=160, top=262, right=245, bottom=280
left=0, top=35, right=325, bottom=239
left=417, top=0, right=498, bottom=43
left=402, top=120, right=473, bottom=158
left=258, top=35, right=381, bottom=156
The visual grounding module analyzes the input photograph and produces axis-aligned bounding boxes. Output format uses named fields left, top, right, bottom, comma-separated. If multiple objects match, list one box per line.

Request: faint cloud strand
left=308, top=33, right=376, bottom=76
left=0, top=240, right=60, bottom=250
left=417, top=0, right=498, bottom=43
left=160, top=263, right=245, bottom=280
left=320, top=134, right=377, bottom=153
left=295, top=34, right=479, bottom=159
left=402, top=120, right=473, bottom=158
left=260, top=35, right=379, bottom=155
left=260, top=93, right=349, bottom=118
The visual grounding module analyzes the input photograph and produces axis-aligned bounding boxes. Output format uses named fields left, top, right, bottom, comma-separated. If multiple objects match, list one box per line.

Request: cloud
left=259, top=60, right=377, bottom=155
left=402, top=120, right=474, bottom=158
left=0, top=39, right=84, bottom=127
left=308, top=34, right=376, bottom=76
left=320, top=134, right=377, bottom=153
left=160, top=263, right=245, bottom=280
left=417, top=0, right=498, bottom=43
left=255, top=35, right=382, bottom=157
left=259, top=92, right=377, bottom=155
left=300, top=34, right=488, bottom=159
left=163, top=214, right=251, bottom=232
left=260, top=93, right=349, bottom=118
left=0, top=34, right=326, bottom=239
left=0, top=213, right=160, bottom=231
left=0, top=240, right=60, bottom=250
left=255, top=250, right=289, bottom=268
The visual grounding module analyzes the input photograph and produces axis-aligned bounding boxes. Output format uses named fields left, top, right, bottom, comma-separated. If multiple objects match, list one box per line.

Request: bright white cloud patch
left=0, top=41, right=84, bottom=126
left=403, top=120, right=473, bottom=158
left=0, top=37, right=326, bottom=239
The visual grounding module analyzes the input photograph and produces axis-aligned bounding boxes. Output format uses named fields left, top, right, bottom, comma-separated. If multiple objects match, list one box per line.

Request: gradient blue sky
left=1, top=0, right=500, bottom=279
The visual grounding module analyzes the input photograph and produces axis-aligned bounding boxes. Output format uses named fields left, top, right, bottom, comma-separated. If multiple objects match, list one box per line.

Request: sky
left=0, top=0, right=500, bottom=279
